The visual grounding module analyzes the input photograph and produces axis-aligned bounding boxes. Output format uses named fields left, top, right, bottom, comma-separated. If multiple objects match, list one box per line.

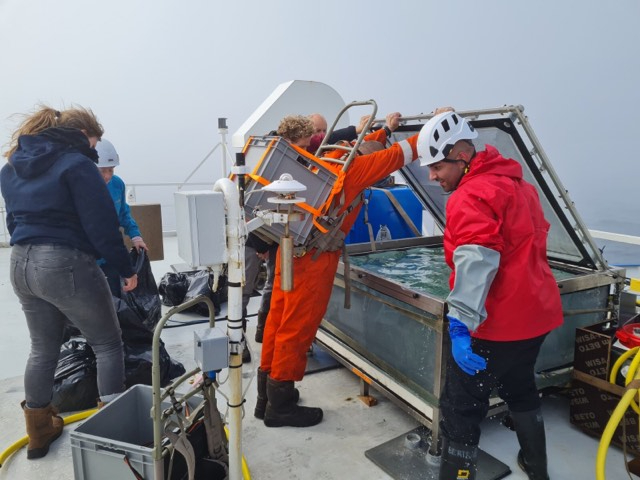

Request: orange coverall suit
left=260, top=132, right=419, bottom=381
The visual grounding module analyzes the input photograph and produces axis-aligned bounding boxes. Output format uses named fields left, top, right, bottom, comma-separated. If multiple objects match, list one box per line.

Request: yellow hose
left=0, top=437, right=27, bottom=468
left=609, top=346, right=640, bottom=415
left=625, top=352, right=640, bottom=415
left=0, top=408, right=96, bottom=468
left=0, top=408, right=252, bottom=480
left=608, top=346, right=639, bottom=384
left=596, top=345, right=640, bottom=480
left=224, top=425, right=252, bottom=480
left=596, top=388, right=638, bottom=480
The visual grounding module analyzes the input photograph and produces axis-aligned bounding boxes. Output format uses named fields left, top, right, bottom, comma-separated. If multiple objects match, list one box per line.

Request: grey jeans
left=10, top=244, right=125, bottom=407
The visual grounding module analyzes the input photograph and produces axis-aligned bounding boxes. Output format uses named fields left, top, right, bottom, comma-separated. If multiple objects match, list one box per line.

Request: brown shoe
left=21, top=401, right=64, bottom=459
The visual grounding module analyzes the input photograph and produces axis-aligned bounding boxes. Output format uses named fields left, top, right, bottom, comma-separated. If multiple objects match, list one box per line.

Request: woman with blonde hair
left=1, top=105, right=137, bottom=459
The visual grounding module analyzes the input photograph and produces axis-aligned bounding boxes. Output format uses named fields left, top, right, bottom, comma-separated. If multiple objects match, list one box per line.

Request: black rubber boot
left=263, top=377, right=322, bottom=428
left=438, top=437, right=478, bottom=480
left=511, top=408, right=549, bottom=480
left=254, top=310, right=268, bottom=343
left=254, top=369, right=301, bottom=420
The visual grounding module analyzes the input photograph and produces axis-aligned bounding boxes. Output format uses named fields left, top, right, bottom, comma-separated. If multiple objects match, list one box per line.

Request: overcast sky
left=1, top=0, right=639, bottom=250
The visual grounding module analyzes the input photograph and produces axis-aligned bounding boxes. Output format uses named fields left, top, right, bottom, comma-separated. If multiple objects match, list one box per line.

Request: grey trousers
left=242, top=244, right=277, bottom=315
left=258, top=244, right=277, bottom=314
left=10, top=244, right=125, bottom=407
left=242, top=245, right=261, bottom=316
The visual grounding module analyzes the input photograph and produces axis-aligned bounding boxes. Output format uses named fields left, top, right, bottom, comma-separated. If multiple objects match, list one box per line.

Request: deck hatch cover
left=392, top=110, right=599, bottom=270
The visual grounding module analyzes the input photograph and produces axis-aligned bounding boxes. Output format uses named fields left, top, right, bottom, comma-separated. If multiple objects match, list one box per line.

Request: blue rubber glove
left=448, top=316, right=487, bottom=375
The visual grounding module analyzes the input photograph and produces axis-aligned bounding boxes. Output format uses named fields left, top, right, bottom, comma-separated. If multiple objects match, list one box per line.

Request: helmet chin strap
left=442, top=149, right=477, bottom=190
left=462, top=150, right=477, bottom=175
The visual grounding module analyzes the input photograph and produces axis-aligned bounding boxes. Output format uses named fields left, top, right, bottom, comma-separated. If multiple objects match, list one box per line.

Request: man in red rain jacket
left=417, top=110, right=562, bottom=480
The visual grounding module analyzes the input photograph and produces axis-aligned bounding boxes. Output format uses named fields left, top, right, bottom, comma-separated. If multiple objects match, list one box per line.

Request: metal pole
left=218, top=118, right=229, bottom=178
left=236, top=152, right=245, bottom=207
left=213, top=176, right=244, bottom=480
left=508, top=106, right=609, bottom=270
left=280, top=206, right=293, bottom=291
left=370, top=106, right=524, bottom=125
left=176, top=143, right=222, bottom=190
left=176, top=117, right=231, bottom=190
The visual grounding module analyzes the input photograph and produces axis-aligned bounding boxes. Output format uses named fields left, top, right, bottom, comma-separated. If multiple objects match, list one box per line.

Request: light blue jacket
left=107, top=175, right=141, bottom=239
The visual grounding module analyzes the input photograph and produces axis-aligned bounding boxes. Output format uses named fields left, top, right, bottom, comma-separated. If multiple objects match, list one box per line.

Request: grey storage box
left=243, top=136, right=338, bottom=246
left=71, top=384, right=201, bottom=480
left=194, top=327, right=229, bottom=372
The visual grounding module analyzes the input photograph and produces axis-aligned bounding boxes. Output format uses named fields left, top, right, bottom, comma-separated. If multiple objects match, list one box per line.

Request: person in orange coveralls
left=258, top=112, right=421, bottom=428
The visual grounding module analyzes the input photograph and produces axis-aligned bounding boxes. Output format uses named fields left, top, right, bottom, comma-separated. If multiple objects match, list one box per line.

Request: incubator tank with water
left=314, top=106, right=625, bottom=442
left=241, top=104, right=625, bottom=462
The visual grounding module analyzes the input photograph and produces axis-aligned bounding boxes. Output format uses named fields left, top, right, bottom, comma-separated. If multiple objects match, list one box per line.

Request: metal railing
left=0, top=181, right=215, bottom=246
left=120, top=181, right=217, bottom=235
left=2, top=186, right=639, bottom=275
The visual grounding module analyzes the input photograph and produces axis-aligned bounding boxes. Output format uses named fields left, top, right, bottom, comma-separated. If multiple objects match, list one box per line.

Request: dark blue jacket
left=0, top=127, right=134, bottom=278
left=328, top=125, right=357, bottom=144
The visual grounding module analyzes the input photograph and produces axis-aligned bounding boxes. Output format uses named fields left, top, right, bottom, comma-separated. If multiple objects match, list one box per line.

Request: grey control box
left=194, top=327, right=229, bottom=372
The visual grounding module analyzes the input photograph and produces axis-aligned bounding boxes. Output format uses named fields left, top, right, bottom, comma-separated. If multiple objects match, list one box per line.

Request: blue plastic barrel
left=345, top=185, right=423, bottom=244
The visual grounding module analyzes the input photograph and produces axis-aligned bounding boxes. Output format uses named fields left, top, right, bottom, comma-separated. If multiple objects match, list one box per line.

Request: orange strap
left=247, top=139, right=327, bottom=219
left=245, top=137, right=353, bottom=235
left=248, top=170, right=325, bottom=219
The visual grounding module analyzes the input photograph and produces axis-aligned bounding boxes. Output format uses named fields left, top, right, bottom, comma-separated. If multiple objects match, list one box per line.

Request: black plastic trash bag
left=158, top=272, right=190, bottom=307
left=51, top=338, right=98, bottom=412
left=123, top=248, right=162, bottom=334
left=116, top=249, right=162, bottom=345
left=159, top=270, right=227, bottom=317
left=183, top=270, right=226, bottom=316
left=213, top=273, right=228, bottom=308
left=115, top=295, right=153, bottom=345
left=52, top=338, right=186, bottom=412
left=124, top=341, right=186, bottom=389
left=117, top=249, right=185, bottom=385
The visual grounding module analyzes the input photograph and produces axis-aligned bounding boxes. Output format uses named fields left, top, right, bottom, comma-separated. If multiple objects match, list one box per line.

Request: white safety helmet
left=95, top=138, right=120, bottom=168
left=417, top=111, right=478, bottom=166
